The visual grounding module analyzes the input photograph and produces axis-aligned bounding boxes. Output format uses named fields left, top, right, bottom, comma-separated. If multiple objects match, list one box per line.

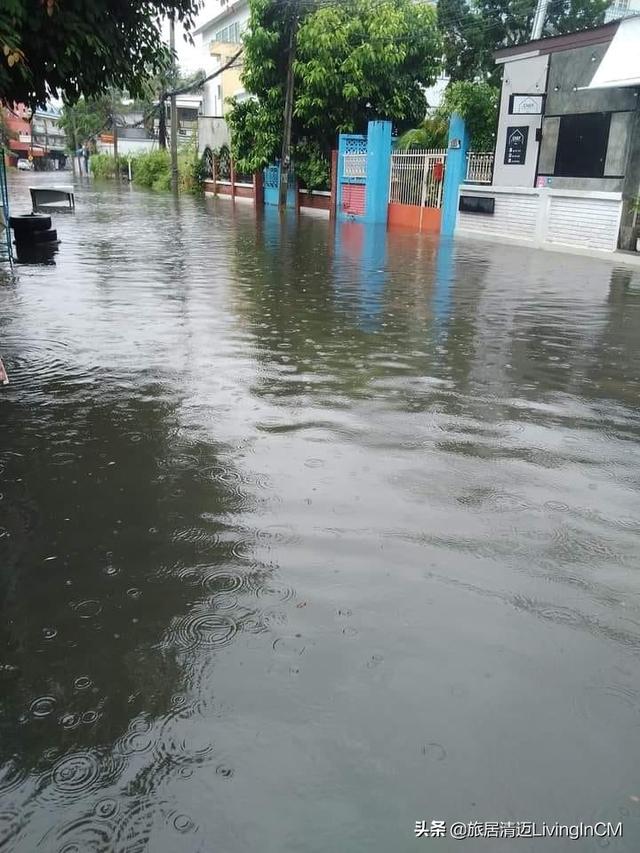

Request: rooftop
left=193, top=0, right=248, bottom=36
left=494, top=18, right=623, bottom=63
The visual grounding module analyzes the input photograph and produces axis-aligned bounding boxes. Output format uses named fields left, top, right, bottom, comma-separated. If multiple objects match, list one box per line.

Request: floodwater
left=1, top=173, right=640, bottom=853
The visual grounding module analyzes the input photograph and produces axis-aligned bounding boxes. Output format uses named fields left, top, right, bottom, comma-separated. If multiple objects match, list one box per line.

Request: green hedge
left=89, top=142, right=206, bottom=193
left=89, top=153, right=117, bottom=179
left=132, top=149, right=171, bottom=191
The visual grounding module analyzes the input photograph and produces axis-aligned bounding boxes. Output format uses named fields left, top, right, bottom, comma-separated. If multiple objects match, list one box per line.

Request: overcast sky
left=161, top=3, right=217, bottom=74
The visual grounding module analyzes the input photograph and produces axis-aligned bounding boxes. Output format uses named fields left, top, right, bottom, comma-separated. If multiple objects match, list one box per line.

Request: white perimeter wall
left=96, top=139, right=156, bottom=156
left=456, top=185, right=623, bottom=253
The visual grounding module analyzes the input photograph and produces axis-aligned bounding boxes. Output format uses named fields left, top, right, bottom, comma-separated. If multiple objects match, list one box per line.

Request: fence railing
left=389, top=149, right=446, bottom=208
left=343, top=152, right=367, bottom=179
left=465, top=152, right=494, bottom=184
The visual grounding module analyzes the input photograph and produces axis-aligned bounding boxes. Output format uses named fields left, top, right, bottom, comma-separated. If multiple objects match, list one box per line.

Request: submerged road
left=1, top=173, right=640, bottom=851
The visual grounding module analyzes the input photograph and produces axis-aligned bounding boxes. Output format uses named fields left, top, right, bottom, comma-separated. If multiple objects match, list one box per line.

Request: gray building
left=458, top=17, right=640, bottom=253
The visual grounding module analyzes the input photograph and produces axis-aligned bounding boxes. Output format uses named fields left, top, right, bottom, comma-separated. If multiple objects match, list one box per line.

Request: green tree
left=397, top=80, right=499, bottom=150
left=0, top=108, right=17, bottom=147
left=438, top=0, right=611, bottom=83
left=59, top=97, right=112, bottom=152
left=59, top=65, right=204, bottom=154
left=227, top=0, right=442, bottom=187
left=440, top=79, right=499, bottom=149
left=0, top=0, right=200, bottom=109
left=396, top=114, right=449, bottom=151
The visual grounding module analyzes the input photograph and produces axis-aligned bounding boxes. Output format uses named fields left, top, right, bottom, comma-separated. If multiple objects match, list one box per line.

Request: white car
left=17, top=159, right=34, bottom=171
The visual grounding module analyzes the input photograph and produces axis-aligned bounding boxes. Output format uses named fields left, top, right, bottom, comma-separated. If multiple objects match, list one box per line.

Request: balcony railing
left=465, top=152, right=494, bottom=184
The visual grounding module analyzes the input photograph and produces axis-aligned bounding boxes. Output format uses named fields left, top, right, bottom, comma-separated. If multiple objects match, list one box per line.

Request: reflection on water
left=1, top=174, right=640, bottom=851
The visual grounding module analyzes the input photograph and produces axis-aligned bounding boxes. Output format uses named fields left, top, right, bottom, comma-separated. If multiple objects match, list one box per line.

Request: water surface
left=1, top=174, right=640, bottom=851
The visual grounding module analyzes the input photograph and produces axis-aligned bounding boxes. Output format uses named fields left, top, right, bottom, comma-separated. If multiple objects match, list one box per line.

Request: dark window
left=179, top=108, right=199, bottom=123
left=554, top=112, right=611, bottom=178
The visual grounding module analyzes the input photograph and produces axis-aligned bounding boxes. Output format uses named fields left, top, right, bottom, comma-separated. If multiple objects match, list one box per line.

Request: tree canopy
left=58, top=66, right=205, bottom=153
left=437, top=0, right=611, bottom=84
left=58, top=96, right=114, bottom=152
left=227, top=0, right=442, bottom=187
left=0, top=0, right=200, bottom=109
left=397, top=80, right=499, bottom=150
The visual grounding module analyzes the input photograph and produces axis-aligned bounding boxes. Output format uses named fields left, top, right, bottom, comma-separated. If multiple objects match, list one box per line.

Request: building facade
left=2, top=103, right=66, bottom=168
left=153, top=94, right=203, bottom=142
left=456, top=17, right=640, bottom=252
left=194, top=0, right=249, bottom=117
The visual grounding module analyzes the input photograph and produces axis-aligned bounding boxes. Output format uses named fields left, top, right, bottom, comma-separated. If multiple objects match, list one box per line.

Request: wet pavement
left=1, top=172, right=640, bottom=852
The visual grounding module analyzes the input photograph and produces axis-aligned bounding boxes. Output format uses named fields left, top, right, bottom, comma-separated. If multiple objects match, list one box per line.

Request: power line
left=60, top=46, right=244, bottom=142
left=287, top=0, right=606, bottom=44
left=167, top=47, right=244, bottom=97
left=59, top=0, right=605, bottom=143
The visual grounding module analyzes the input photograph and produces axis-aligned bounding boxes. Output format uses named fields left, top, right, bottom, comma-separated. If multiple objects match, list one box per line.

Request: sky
left=161, top=2, right=218, bottom=74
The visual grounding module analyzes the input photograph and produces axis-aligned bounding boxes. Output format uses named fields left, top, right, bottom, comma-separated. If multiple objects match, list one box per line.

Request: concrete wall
left=96, top=138, right=156, bottom=156
left=456, top=184, right=623, bottom=253
left=619, top=110, right=640, bottom=250
left=200, top=3, right=248, bottom=116
left=492, top=33, right=640, bottom=248
left=536, top=44, right=640, bottom=200
left=202, top=80, right=217, bottom=117
left=493, top=55, right=549, bottom=188
left=538, top=105, right=635, bottom=191
left=544, top=44, right=638, bottom=116
left=197, top=116, right=230, bottom=156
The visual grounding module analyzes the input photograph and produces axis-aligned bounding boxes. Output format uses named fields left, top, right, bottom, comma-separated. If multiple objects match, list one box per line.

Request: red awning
left=8, top=140, right=45, bottom=156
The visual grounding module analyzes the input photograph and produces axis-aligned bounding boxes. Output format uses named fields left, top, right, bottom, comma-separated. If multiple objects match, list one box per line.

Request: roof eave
left=494, top=19, right=620, bottom=64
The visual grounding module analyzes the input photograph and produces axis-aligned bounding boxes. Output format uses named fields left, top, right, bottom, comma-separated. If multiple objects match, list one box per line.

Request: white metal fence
left=389, top=149, right=446, bottom=208
left=465, top=152, right=494, bottom=184
left=343, top=153, right=367, bottom=179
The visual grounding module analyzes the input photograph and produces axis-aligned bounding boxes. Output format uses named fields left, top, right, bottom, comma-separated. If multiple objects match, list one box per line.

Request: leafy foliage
left=59, top=66, right=206, bottom=155
left=293, top=139, right=330, bottom=190
left=59, top=97, right=113, bottom=152
left=0, top=107, right=17, bottom=146
left=227, top=0, right=442, bottom=185
left=226, top=97, right=281, bottom=175
left=131, top=150, right=173, bottom=190
left=397, top=80, right=499, bottom=151
left=0, top=0, right=200, bottom=109
left=295, top=0, right=441, bottom=144
left=437, top=0, right=610, bottom=84
left=440, top=80, right=499, bottom=149
left=396, top=115, right=448, bottom=150
left=90, top=141, right=202, bottom=193
left=88, top=152, right=117, bottom=179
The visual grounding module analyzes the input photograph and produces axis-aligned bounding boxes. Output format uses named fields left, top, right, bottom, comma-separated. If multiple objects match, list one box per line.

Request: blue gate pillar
left=441, top=113, right=470, bottom=237
left=364, top=120, right=393, bottom=224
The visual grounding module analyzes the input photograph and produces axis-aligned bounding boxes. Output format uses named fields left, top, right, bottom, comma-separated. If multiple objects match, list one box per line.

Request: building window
left=554, top=112, right=611, bottom=178
left=179, top=108, right=199, bottom=123
left=215, top=21, right=240, bottom=43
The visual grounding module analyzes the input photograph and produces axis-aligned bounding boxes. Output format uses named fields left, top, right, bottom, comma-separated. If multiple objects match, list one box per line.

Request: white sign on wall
left=509, top=94, right=544, bottom=115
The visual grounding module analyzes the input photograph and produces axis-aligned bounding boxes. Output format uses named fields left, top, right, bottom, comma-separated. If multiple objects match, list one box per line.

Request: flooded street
left=2, top=173, right=640, bottom=851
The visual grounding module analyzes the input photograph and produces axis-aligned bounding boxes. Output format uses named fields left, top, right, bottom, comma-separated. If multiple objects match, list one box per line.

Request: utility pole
left=278, top=9, right=298, bottom=210
left=530, top=0, right=549, bottom=40
left=169, top=14, right=179, bottom=193
left=112, top=92, right=119, bottom=168
left=158, top=95, right=167, bottom=149
left=69, top=103, right=77, bottom=176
